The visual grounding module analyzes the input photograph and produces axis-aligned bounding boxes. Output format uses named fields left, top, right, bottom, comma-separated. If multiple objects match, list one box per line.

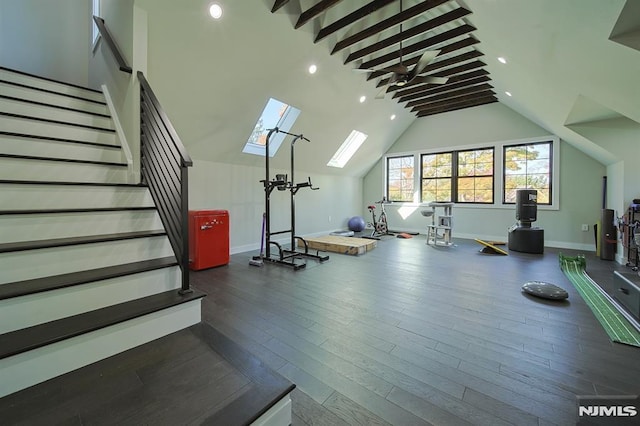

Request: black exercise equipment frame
left=260, top=127, right=329, bottom=270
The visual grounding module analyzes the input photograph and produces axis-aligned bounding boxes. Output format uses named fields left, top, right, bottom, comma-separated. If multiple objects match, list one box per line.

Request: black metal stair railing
left=138, top=72, right=192, bottom=293
left=93, top=16, right=193, bottom=292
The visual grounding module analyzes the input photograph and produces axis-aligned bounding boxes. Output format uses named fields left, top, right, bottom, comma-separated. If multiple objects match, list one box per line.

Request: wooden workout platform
left=299, top=235, right=376, bottom=256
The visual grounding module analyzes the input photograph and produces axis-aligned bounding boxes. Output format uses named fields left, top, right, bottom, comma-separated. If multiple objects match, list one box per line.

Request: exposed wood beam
left=376, top=50, right=483, bottom=87
left=354, top=24, right=476, bottom=69
left=392, top=68, right=489, bottom=98
left=397, top=75, right=491, bottom=102
left=296, top=0, right=344, bottom=29
left=331, top=0, right=451, bottom=54
left=406, top=83, right=494, bottom=107
left=411, top=90, right=496, bottom=112
left=271, top=0, right=290, bottom=13
left=315, top=0, right=397, bottom=43
left=416, top=96, right=498, bottom=117
left=367, top=36, right=479, bottom=80
left=346, top=7, right=471, bottom=63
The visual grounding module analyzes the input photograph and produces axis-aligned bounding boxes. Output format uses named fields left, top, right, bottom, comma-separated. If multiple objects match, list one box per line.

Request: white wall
left=190, top=159, right=363, bottom=254
left=363, top=103, right=606, bottom=250
left=0, top=0, right=89, bottom=85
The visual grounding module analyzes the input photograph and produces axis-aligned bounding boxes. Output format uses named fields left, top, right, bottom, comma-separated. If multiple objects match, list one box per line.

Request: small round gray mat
left=522, top=281, right=568, bottom=300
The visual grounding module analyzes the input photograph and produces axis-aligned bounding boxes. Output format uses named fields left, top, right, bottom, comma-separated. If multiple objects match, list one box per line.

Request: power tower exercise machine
left=259, top=127, right=329, bottom=270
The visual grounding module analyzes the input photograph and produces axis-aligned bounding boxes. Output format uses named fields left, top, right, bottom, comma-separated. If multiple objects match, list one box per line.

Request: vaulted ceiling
left=270, top=0, right=497, bottom=117
left=141, top=0, right=640, bottom=177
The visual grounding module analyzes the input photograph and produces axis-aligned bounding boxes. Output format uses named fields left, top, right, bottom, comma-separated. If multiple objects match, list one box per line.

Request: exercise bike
left=366, top=198, right=393, bottom=239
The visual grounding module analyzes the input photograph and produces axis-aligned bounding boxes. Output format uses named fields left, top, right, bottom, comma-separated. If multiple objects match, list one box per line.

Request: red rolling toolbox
left=188, top=210, right=229, bottom=270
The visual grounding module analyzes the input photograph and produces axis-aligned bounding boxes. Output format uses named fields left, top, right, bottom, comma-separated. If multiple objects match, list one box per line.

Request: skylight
left=243, top=98, right=301, bottom=157
left=327, top=130, right=367, bottom=168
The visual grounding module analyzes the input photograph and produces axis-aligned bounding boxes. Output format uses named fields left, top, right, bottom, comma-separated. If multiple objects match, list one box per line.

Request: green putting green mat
left=559, top=254, right=640, bottom=347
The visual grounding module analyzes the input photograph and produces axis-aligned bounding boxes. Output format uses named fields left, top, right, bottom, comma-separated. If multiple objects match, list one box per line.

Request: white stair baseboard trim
left=0, top=300, right=202, bottom=398
left=251, top=393, right=292, bottom=426
left=102, top=84, right=135, bottom=183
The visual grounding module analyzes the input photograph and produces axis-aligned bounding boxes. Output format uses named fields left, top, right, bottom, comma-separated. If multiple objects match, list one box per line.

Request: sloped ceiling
left=140, top=0, right=640, bottom=179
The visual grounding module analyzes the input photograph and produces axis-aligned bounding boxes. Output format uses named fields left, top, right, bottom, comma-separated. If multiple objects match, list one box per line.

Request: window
left=243, top=98, right=300, bottom=157
left=383, top=137, right=556, bottom=208
left=387, top=155, right=414, bottom=202
left=421, top=152, right=452, bottom=202
left=503, top=141, right=552, bottom=204
left=420, top=148, right=494, bottom=204
left=327, top=130, right=367, bottom=168
left=92, top=0, right=101, bottom=46
left=457, top=148, right=494, bottom=203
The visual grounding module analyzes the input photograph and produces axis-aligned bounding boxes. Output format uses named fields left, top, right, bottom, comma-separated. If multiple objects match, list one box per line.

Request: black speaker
left=600, top=208, right=616, bottom=261
left=516, top=189, right=537, bottom=224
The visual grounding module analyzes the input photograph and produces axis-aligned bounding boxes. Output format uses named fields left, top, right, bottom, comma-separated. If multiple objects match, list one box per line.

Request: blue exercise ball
left=348, top=216, right=366, bottom=232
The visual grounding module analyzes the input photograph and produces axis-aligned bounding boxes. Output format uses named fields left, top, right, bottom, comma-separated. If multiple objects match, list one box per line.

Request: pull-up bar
left=259, top=127, right=329, bottom=269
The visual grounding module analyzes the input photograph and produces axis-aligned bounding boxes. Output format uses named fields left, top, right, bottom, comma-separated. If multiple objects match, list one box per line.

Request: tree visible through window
left=503, top=141, right=552, bottom=204
left=421, top=152, right=452, bottom=202
left=387, top=156, right=414, bottom=202
left=457, top=148, right=494, bottom=203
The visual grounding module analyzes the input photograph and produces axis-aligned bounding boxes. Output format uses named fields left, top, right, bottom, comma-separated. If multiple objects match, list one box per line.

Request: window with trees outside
left=503, top=141, right=552, bottom=204
left=420, top=148, right=494, bottom=203
left=387, top=155, right=414, bottom=202
left=421, top=152, right=453, bottom=202
left=457, top=148, right=494, bottom=203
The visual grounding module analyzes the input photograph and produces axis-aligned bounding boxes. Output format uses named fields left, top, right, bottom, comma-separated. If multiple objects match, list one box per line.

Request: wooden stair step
left=0, top=256, right=178, bottom=301
left=0, top=206, right=156, bottom=215
left=0, top=179, right=145, bottom=187
left=0, top=153, right=127, bottom=167
left=0, top=131, right=121, bottom=149
left=0, top=111, right=115, bottom=133
left=0, top=289, right=206, bottom=360
left=0, top=94, right=111, bottom=118
left=0, top=230, right=166, bottom=253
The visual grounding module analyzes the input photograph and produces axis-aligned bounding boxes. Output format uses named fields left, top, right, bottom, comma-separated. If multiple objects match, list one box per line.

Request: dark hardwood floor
left=2, top=235, right=638, bottom=425
left=193, top=236, right=639, bottom=426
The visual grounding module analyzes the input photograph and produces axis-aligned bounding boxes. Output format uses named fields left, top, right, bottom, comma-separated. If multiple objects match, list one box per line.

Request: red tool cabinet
left=188, top=210, right=229, bottom=270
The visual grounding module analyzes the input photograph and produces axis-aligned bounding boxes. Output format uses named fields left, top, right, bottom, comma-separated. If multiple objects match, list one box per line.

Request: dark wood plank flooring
left=2, top=236, right=639, bottom=425
left=193, top=236, right=639, bottom=425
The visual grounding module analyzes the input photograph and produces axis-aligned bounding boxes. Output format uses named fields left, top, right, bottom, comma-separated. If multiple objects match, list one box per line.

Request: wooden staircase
left=0, top=66, right=204, bottom=398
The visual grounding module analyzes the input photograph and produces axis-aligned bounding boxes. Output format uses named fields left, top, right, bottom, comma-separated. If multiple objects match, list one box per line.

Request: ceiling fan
left=354, top=0, right=449, bottom=98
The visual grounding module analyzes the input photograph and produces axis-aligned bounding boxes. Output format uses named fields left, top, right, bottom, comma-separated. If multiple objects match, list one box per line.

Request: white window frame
left=92, top=0, right=101, bottom=51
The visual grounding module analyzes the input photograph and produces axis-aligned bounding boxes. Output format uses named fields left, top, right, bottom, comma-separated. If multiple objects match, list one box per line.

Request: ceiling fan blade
left=353, top=68, right=378, bottom=73
left=379, top=64, right=409, bottom=74
left=375, top=85, right=389, bottom=99
left=408, top=50, right=441, bottom=81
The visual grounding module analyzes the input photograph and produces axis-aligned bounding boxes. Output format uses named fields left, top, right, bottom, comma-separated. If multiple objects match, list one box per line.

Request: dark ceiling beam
left=367, top=35, right=479, bottom=80
left=385, top=59, right=486, bottom=96
left=411, top=90, right=496, bottom=112
left=315, top=0, right=397, bottom=43
left=271, top=0, right=290, bottom=13
left=406, top=83, right=494, bottom=107
left=376, top=50, right=483, bottom=87
left=393, top=68, right=489, bottom=98
left=331, top=0, right=451, bottom=54
left=345, top=7, right=471, bottom=63
left=296, top=0, right=344, bottom=29
left=397, top=75, right=491, bottom=102
left=354, top=24, right=476, bottom=68
left=416, top=96, right=498, bottom=117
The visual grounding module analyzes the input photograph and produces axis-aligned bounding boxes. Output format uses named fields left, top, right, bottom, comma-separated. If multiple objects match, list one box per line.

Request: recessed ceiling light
left=497, top=57, right=507, bottom=64
left=359, top=95, right=366, bottom=103
left=390, top=114, right=396, bottom=120
left=308, top=64, right=317, bottom=74
left=209, top=3, right=223, bottom=19
left=505, top=91, right=512, bottom=97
